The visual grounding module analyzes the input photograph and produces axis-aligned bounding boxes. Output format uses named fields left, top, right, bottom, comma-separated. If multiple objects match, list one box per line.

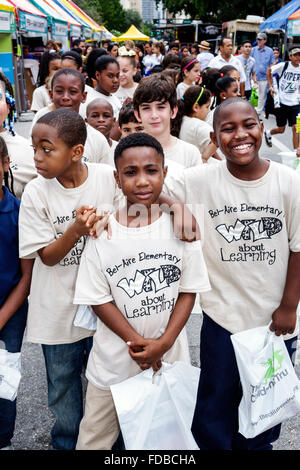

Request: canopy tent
left=43, top=0, right=81, bottom=37
left=260, top=0, right=300, bottom=32
left=53, top=0, right=101, bottom=38
left=29, top=0, right=68, bottom=37
left=8, top=0, right=48, bottom=33
left=112, top=24, right=149, bottom=41
left=0, top=0, right=16, bottom=33
left=52, top=0, right=90, bottom=36
left=0, top=0, right=16, bottom=86
left=288, top=7, right=300, bottom=36
left=68, top=0, right=103, bottom=31
left=0, top=0, right=14, bottom=10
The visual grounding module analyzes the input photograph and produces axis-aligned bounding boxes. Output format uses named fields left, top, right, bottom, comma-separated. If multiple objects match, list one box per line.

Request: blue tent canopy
left=260, top=0, right=300, bottom=31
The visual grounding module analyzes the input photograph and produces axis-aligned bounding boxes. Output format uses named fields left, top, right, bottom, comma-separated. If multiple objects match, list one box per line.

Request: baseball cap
left=289, top=47, right=300, bottom=55
left=257, top=32, right=267, bottom=40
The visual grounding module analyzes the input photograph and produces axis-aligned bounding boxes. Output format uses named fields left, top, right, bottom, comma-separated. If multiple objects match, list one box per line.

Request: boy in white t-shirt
left=19, top=109, right=122, bottom=450
left=162, top=98, right=300, bottom=450
left=74, top=132, right=211, bottom=450
left=133, top=73, right=203, bottom=167
left=265, top=47, right=300, bottom=150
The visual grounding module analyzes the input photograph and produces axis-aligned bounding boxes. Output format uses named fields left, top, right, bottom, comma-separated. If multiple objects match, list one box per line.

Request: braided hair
left=0, top=71, right=17, bottom=136
left=0, top=135, right=15, bottom=195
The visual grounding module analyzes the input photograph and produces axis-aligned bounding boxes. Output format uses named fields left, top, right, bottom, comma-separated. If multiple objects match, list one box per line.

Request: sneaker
left=264, top=130, right=272, bottom=147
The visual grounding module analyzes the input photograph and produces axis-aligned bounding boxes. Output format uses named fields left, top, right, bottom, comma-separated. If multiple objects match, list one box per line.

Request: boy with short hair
left=118, top=101, right=144, bottom=138
left=265, top=47, right=300, bottom=150
left=237, top=40, right=257, bottom=100
left=73, top=132, right=211, bottom=450
left=162, top=97, right=300, bottom=450
left=133, top=73, right=203, bottom=167
left=19, top=108, right=122, bottom=450
left=85, top=98, right=117, bottom=167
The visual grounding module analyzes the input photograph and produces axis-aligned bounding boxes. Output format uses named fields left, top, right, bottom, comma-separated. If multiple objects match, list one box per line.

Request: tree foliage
left=156, top=0, right=291, bottom=22
left=75, top=0, right=126, bottom=31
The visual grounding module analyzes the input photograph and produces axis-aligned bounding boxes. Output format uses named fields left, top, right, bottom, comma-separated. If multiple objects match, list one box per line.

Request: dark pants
left=42, top=337, right=93, bottom=450
left=0, top=301, right=28, bottom=448
left=191, top=313, right=297, bottom=450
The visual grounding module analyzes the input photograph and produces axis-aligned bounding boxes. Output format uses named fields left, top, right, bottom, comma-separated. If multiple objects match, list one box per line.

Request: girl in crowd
left=0, top=72, right=36, bottom=199
left=94, top=55, right=122, bottom=120
left=176, top=56, right=201, bottom=99
left=30, top=51, right=61, bottom=112
left=0, top=134, right=33, bottom=450
left=191, top=43, right=199, bottom=58
left=115, top=55, right=138, bottom=106
left=181, top=45, right=190, bottom=58
left=172, top=85, right=220, bottom=162
left=108, top=43, right=119, bottom=58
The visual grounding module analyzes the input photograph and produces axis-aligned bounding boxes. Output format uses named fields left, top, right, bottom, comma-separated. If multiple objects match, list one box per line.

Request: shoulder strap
left=276, top=61, right=289, bottom=86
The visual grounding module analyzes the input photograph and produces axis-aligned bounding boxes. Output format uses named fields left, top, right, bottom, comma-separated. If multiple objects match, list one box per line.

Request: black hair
left=213, top=97, right=258, bottom=132
left=191, top=43, right=199, bottom=54
left=0, top=135, right=14, bottom=195
left=242, top=39, right=252, bottom=46
left=51, top=68, right=85, bottom=92
left=37, top=50, right=61, bottom=86
left=95, top=55, right=119, bottom=73
left=215, top=76, right=237, bottom=105
left=171, top=85, right=211, bottom=137
left=107, top=42, right=118, bottom=52
left=114, top=132, right=164, bottom=168
left=169, top=42, right=179, bottom=51
left=133, top=73, right=177, bottom=112
left=85, top=48, right=108, bottom=82
left=219, top=65, right=239, bottom=78
left=219, top=36, right=232, bottom=47
left=177, top=56, right=199, bottom=84
left=35, top=108, right=87, bottom=147
left=162, top=54, right=181, bottom=70
left=135, top=42, right=144, bottom=54
left=0, top=71, right=17, bottom=136
left=62, top=50, right=83, bottom=69
left=73, top=39, right=85, bottom=48
left=118, top=101, right=139, bottom=126
left=86, top=98, right=114, bottom=116
left=71, top=47, right=83, bottom=56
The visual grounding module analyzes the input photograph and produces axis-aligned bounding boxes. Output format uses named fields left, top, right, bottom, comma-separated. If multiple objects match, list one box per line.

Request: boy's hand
left=88, top=211, right=111, bottom=239
left=127, top=338, right=165, bottom=368
left=171, top=202, right=200, bottom=242
left=74, top=206, right=102, bottom=237
left=269, top=305, right=297, bottom=336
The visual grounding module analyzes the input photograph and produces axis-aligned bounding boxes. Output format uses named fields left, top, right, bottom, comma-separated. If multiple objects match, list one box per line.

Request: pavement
left=8, top=112, right=300, bottom=451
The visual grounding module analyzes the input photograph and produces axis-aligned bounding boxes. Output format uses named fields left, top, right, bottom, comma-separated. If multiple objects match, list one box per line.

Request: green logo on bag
left=261, top=349, right=284, bottom=384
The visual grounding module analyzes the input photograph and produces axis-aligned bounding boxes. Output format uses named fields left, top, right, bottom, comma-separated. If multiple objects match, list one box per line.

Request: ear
left=81, top=91, right=87, bottom=104
left=134, top=109, right=142, bottom=123
left=3, top=155, right=10, bottom=172
left=95, top=71, right=101, bottom=82
left=79, top=67, right=83, bottom=73
left=260, top=120, right=264, bottom=134
left=171, top=105, right=178, bottom=120
left=49, top=89, right=53, bottom=101
left=71, top=143, right=84, bottom=162
left=162, top=164, right=168, bottom=181
left=192, top=102, right=199, bottom=115
left=114, top=169, right=121, bottom=188
left=210, top=130, right=218, bottom=147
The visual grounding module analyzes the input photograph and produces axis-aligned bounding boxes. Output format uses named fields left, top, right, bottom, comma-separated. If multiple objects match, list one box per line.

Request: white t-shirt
left=19, top=162, right=123, bottom=345
left=237, top=55, right=256, bottom=91
left=176, top=82, right=190, bottom=100
left=114, top=83, right=138, bottom=106
left=79, top=84, right=101, bottom=119
left=104, top=139, right=119, bottom=167
left=208, top=54, right=246, bottom=83
left=164, top=137, right=203, bottom=167
left=73, top=212, right=211, bottom=389
left=164, top=160, right=300, bottom=335
left=1, top=130, right=37, bottom=199
left=94, top=91, right=122, bottom=119
left=196, top=52, right=214, bottom=71
left=30, top=85, right=52, bottom=112
left=179, top=116, right=212, bottom=153
left=272, top=61, right=300, bottom=106
left=142, top=54, right=158, bottom=75
left=29, top=107, right=110, bottom=164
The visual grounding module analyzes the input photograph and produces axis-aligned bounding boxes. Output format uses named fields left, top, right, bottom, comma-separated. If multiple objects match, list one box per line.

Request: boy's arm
left=0, top=259, right=34, bottom=330
left=270, top=251, right=300, bottom=336
left=38, top=206, right=100, bottom=266
left=128, top=292, right=196, bottom=365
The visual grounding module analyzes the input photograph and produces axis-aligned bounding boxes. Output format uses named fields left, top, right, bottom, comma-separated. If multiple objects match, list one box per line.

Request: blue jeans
left=0, top=301, right=28, bottom=448
left=191, top=313, right=297, bottom=450
left=42, top=337, right=93, bottom=450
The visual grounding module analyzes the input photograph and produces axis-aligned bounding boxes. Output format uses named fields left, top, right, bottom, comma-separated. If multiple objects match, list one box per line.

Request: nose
left=33, top=148, right=43, bottom=165
left=234, top=125, right=248, bottom=139
left=136, top=172, right=149, bottom=187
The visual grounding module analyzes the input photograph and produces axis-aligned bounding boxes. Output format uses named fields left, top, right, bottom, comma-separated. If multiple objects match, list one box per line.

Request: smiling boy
left=162, top=97, right=300, bottom=450
left=73, top=132, right=210, bottom=450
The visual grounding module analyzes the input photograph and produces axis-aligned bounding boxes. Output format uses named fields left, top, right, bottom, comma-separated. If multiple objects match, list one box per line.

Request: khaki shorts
left=76, top=381, right=120, bottom=450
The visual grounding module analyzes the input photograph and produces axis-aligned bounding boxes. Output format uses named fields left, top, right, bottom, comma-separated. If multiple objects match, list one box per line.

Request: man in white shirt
left=208, top=37, right=246, bottom=98
left=265, top=47, right=300, bottom=150
left=196, top=41, right=214, bottom=71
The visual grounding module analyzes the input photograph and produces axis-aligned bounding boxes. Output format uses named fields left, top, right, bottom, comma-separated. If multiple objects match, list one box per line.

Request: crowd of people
left=0, top=31, right=299, bottom=452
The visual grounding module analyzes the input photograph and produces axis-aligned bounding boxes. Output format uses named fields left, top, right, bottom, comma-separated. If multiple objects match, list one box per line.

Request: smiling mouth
left=232, top=143, right=253, bottom=152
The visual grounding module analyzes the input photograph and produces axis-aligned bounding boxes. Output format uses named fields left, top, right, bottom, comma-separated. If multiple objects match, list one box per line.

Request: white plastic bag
left=111, top=361, right=200, bottom=450
left=0, top=349, right=22, bottom=401
left=279, top=151, right=300, bottom=171
left=73, top=305, right=97, bottom=331
left=231, top=326, right=300, bottom=439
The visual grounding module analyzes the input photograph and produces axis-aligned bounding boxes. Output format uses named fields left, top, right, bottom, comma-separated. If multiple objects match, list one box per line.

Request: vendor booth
left=112, top=24, right=149, bottom=42
left=0, top=0, right=15, bottom=86
left=288, top=9, right=300, bottom=38
left=29, top=0, right=68, bottom=50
